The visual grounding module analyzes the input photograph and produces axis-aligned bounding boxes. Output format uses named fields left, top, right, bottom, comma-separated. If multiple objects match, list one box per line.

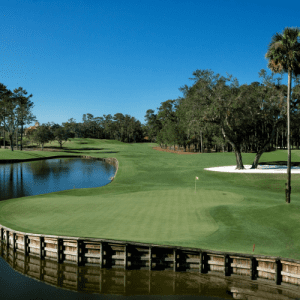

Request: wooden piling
left=275, top=259, right=282, bottom=285
left=250, top=257, right=257, bottom=280
left=40, top=237, right=44, bottom=259
left=12, top=232, right=16, bottom=251
left=76, top=240, right=81, bottom=266
left=124, top=244, right=128, bottom=270
left=57, top=238, right=62, bottom=263
left=200, top=252, right=205, bottom=273
left=24, top=235, right=28, bottom=256
left=224, top=254, right=230, bottom=276
left=99, top=242, right=103, bottom=268
left=173, top=249, right=177, bottom=272
left=149, top=247, right=152, bottom=270
left=6, top=230, right=9, bottom=248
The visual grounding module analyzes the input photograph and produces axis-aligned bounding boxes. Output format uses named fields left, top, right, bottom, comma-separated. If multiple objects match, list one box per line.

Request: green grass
left=1, top=138, right=300, bottom=261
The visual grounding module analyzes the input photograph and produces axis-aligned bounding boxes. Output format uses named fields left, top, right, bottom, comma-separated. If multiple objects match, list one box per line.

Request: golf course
left=1, top=138, right=300, bottom=262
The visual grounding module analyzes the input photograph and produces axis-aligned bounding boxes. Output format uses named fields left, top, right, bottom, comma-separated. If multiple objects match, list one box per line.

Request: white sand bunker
left=204, top=165, right=300, bottom=174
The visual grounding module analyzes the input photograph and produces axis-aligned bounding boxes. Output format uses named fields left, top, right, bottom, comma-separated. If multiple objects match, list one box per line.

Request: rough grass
left=1, top=138, right=300, bottom=260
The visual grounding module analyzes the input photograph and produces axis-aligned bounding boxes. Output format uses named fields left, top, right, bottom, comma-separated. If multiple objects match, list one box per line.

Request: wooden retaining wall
left=1, top=225, right=300, bottom=289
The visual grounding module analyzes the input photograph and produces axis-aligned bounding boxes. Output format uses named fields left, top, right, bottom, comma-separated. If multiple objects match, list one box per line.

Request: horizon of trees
left=0, top=82, right=149, bottom=149
left=1, top=67, right=300, bottom=167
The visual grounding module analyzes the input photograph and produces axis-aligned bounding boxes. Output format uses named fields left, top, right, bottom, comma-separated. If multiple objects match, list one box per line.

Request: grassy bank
left=0, top=138, right=300, bottom=261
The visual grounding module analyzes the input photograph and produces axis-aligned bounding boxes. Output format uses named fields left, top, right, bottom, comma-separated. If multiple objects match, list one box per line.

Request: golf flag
left=196, top=177, right=199, bottom=180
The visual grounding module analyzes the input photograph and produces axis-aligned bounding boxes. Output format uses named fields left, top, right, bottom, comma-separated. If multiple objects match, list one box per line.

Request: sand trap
left=204, top=165, right=300, bottom=173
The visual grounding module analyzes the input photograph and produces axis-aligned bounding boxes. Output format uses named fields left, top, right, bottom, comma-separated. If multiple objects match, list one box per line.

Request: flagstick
left=195, top=176, right=198, bottom=193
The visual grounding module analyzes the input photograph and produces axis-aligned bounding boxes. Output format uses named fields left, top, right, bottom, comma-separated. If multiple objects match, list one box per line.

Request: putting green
left=0, top=188, right=244, bottom=246
left=2, top=140, right=300, bottom=259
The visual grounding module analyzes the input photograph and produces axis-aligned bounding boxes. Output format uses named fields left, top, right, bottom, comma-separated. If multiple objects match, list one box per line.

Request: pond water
left=1, top=158, right=300, bottom=299
left=1, top=243, right=300, bottom=300
left=0, top=157, right=116, bottom=201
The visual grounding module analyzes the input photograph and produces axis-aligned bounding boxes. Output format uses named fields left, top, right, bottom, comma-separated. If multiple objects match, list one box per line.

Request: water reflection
left=0, top=158, right=116, bottom=201
left=1, top=243, right=300, bottom=300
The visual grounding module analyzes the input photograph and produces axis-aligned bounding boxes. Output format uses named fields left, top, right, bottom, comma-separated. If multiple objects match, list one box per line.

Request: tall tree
left=32, top=124, right=55, bottom=151
left=234, top=76, right=287, bottom=168
left=12, top=87, right=36, bottom=151
left=265, top=27, right=300, bottom=203
left=0, top=83, right=14, bottom=148
left=52, top=125, right=75, bottom=148
left=181, top=69, right=251, bottom=169
left=62, top=118, right=77, bottom=137
left=103, top=114, right=113, bottom=139
left=0, top=89, right=18, bottom=151
left=144, top=109, right=162, bottom=143
left=156, top=100, right=177, bottom=149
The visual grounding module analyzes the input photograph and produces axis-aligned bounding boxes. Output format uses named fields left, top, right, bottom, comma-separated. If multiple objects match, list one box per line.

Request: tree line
left=0, top=83, right=148, bottom=151
left=143, top=68, right=300, bottom=169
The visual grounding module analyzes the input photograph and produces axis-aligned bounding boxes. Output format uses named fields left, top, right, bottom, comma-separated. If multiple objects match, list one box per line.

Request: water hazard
left=1, top=243, right=300, bottom=300
left=0, top=157, right=116, bottom=201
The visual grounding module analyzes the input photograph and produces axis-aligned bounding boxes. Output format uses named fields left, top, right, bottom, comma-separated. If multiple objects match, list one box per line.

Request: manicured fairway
left=1, top=138, right=300, bottom=261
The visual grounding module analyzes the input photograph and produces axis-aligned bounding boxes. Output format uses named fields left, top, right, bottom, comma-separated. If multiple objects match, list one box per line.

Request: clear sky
left=1, top=0, right=300, bottom=127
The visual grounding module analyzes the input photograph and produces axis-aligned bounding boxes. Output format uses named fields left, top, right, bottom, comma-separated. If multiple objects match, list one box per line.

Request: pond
left=0, top=157, right=116, bottom=201
left=1, top=243, right=300, bottom=300
left=1, top=157, right=300, bottom=299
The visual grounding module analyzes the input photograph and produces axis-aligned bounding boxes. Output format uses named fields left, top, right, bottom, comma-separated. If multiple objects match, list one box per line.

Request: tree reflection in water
left=1, top=243, right=300, bottom=300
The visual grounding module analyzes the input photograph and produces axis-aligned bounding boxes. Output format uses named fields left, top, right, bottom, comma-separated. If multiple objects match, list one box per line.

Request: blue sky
left=1, top=0, right=300, bottom=127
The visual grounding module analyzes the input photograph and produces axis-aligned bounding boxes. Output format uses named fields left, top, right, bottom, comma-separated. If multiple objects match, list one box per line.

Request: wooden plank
left=130, top=256, right=149, bottom=261
left=186, top=258, right=201, bottom=263
left=257, top=266, right=275, bottom=274
left=230, top=263, right=251, bottom=269
left=84, top=253, right=101, bottom=258
left=256, top=258, right=276, bottom=262
left=62, top=241, right=77, bottom=247
left=44, top=247, right=57, bottom=253
left=28, top=245, right=40, bottom=250
left=207, top=260, right=224, bottom=266
left=281, top=271, right=300, bottom=279
left=63, top=250, right=77, bottom=256
left=281, top=260, right=300, bottom=267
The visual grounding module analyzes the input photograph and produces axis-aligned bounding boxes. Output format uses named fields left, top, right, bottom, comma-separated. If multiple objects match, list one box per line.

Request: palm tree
left=265, top=27, right=300, bottom=203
